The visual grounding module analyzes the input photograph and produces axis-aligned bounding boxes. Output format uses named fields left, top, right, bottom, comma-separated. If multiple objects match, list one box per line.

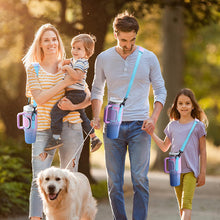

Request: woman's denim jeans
left=29, top=122, right=83, bottom=218
left=104, top=121, right=151, bottom=220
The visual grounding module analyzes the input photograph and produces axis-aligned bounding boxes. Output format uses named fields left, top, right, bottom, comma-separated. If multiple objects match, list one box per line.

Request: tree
left=154, top=4, right=185, bottom=169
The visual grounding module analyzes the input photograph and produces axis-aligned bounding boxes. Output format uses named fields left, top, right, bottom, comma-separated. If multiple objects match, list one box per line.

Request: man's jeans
left=103, top=121, right=151, bottom=220
left=29, top=122, right=83, bottom=218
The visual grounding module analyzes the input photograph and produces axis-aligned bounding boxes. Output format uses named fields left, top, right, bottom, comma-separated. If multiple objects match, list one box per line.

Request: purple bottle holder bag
left=164, top=153, right=181, bottom=187
left=17, top=63, right=39, bottom=144
left=104, top=104, right=123, bottom=139
left=17, top=104, right=37, bottom=144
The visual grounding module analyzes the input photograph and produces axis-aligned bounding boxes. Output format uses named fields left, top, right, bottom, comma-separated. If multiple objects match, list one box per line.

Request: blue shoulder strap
left=180, top=120, right=198, bottom=153
left=175, top=120, right=198, bottom=171
left=31, top=62, right=40, bottom=107
left=122, top=46, right=144, bottom=104
left=117, top=47, right=144, bottom=121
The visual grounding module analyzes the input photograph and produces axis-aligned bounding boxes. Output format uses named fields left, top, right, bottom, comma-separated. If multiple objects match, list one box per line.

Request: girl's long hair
left=169, top=88, right=208, bottom=127
left=22, top=23, right=65, bottom=69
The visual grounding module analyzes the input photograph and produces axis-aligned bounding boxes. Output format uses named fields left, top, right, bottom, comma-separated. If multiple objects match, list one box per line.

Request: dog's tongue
left=49, top=194, right=57, bottom=200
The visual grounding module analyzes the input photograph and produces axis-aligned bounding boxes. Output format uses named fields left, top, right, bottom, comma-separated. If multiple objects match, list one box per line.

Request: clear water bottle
left=17, top=104, right=37, bottom=144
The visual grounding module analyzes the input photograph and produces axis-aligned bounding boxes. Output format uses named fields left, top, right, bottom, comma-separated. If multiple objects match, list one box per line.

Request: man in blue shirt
left=91, top=11, right=167, bottom=220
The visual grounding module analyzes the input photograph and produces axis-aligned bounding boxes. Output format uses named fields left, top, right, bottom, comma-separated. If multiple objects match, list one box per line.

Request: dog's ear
left=64, top=172, right=70, bottom=193
left=37, top=171, right=49, bottom=201
left=37, top=171, right=42, bottom=187
left=37, top=171, right=45, bottom=194
left=64, top=169, right=77, bottom=193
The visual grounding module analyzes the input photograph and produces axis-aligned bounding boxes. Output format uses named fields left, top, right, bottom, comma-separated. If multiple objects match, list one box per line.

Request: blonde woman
left=23, top=23, right=90, bottom=220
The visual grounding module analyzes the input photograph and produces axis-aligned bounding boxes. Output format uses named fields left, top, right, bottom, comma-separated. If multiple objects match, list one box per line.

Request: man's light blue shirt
left=91, top=46, right=167, bottom=121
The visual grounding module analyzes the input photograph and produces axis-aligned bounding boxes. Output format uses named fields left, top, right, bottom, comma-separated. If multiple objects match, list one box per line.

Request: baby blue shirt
left=91, top=46, right=167, bottom=121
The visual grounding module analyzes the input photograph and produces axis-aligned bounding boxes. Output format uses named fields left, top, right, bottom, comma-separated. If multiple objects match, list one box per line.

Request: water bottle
left=104, top=98, right=123, bottom=139
left=164, top=152, right=181, bottom=187
left=17, top=104, right=37, bottom=144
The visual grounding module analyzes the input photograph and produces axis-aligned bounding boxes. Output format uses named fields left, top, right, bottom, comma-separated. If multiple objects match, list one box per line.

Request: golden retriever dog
left=37, top=167, right=97, bottom=220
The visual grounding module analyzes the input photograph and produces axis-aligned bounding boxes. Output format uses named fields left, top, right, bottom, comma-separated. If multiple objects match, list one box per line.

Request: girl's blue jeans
left=103, top=121, right=151, bottom=220
left=29, top=122, right=83, bottom=219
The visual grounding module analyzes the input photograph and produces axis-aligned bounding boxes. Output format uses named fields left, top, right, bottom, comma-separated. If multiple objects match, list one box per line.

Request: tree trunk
left=78, top=0, right=133, bottom=181
left=0, top=4, right=35, bottom=140
left=0, top=63, right=27, bottom=139
left=78, top=0, right=118, bottom=182
left=153, top=4, right=185, bottom=170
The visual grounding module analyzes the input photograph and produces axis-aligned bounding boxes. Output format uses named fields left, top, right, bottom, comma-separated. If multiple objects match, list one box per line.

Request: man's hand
left=141, top=117, right=156, bottom=135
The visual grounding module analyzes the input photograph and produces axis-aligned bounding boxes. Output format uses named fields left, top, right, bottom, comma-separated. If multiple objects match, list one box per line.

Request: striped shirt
left=67, top=58, right=88, bottom=90
left=26, top=64, right=82, bottom=131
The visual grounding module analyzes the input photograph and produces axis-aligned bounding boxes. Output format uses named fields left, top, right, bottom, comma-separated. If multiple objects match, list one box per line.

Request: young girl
left=144, top=88, right=207, bottom=220
left=49, top=34, right=102, bottom=152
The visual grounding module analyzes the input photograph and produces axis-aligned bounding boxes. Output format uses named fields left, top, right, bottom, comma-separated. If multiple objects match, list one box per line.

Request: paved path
left=93, top=169, right=220, bottom=220
left=1, top=169, right=220, bottom=220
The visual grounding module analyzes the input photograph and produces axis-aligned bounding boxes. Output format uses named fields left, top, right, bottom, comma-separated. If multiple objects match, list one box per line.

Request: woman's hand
left=63, top=71, right=80, bottom=86
left=58, top=97, right=77, bottom=111
left=62, top=65, right=85, bottom=83
left=91, top=117, right=101, bottom=129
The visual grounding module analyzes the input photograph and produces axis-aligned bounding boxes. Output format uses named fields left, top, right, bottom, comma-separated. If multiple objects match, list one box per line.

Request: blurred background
left=0, top=0, right=220, bottom=217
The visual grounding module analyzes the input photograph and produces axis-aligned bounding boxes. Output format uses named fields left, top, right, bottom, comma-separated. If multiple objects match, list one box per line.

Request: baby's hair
left=71, top=34, right=96, bottom=58
left=169, top=88, right=208, bottom=127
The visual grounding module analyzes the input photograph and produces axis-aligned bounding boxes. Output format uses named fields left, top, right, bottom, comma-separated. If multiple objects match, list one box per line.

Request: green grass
left=91, top=180, right=108, bottom=200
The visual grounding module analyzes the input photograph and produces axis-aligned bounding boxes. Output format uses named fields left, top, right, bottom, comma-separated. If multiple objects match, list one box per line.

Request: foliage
left=125, top=0, right=220, bottom=28
left=0, top=139, right=31, bottom=216
left=91, top=180, right=108, bottom=200
left=185, top=22, right=220, bottom=145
